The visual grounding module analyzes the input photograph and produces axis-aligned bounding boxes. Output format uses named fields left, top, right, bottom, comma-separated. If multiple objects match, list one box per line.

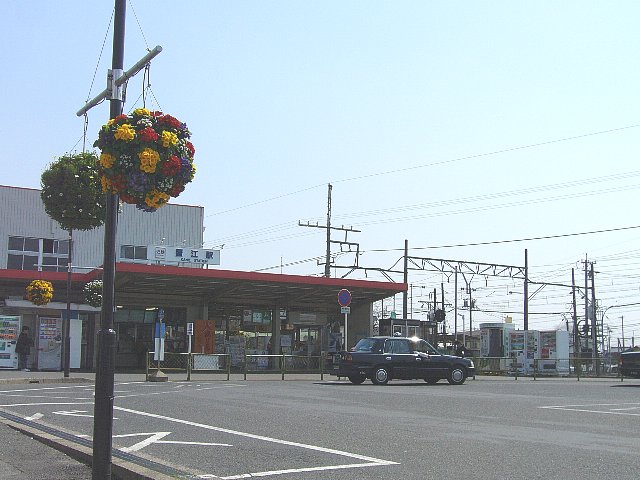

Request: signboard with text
left=150, top=246, right=221, bottom=266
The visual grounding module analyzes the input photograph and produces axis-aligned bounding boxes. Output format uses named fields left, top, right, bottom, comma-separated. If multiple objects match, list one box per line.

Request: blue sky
left=3, top=1, right=639, bottom=337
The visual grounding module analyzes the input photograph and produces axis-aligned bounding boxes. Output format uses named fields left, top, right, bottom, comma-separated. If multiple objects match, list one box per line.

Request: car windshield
left=353, top=338, right=384, bottom=353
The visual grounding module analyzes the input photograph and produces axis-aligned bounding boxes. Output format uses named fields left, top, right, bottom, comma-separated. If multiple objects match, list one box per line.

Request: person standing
left=16, top=326, right=34, bottom=371
left=454, top=340, right=469, bottom=358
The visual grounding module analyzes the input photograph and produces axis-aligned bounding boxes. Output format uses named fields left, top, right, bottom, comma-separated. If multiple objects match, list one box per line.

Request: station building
left=0, top=185, right=406, bottom=371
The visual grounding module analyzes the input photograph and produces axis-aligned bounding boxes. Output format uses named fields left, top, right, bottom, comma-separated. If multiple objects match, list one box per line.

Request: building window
left=6, top=236, right=69, bottom=272
left=120, top=245, right=148, bottom=261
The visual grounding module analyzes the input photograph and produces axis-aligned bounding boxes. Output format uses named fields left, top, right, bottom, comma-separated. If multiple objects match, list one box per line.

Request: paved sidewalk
left=0, top=419, right=92, bottom=480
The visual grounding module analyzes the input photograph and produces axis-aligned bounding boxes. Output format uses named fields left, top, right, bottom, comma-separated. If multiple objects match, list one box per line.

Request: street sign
left=186, top=322, right=194, bottom=336
left=341, top=306, right=351, bottom=314
left=338, top=289, right=352, bottom=307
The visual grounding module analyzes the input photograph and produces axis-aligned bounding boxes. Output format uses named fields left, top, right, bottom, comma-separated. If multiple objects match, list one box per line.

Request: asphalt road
left=0, top=376, right=639, bottom=479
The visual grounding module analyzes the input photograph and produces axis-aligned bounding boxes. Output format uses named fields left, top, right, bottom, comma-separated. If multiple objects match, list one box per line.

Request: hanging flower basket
left=93, top=108, right=196, bottom=212
left=83, top=279, right=103, bottom=307
left=26, top=280, right=54, bottom=306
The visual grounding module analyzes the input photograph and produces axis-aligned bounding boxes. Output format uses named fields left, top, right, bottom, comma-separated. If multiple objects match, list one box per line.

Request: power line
left=207, top=123, right=640, bottom=217
left=365, top=224, right=640, bottom=252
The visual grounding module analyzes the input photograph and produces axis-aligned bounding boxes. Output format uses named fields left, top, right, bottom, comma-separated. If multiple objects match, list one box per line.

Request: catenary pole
left=523, top=249, right=529, bottom=330
left=92, top=1, right=125, bottom=478
left=324, top=184, right=332, bottom=277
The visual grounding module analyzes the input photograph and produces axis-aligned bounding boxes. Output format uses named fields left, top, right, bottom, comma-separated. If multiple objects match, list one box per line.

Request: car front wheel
left=447, top=366, right=467, bottom=385
left=371, top=367, right=390, bottom=385
left=348, top=374, right=366, bottom=384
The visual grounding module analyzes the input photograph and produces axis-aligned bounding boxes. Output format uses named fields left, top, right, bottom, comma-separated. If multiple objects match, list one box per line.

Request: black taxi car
left=331, top=336, right=474, bottom=385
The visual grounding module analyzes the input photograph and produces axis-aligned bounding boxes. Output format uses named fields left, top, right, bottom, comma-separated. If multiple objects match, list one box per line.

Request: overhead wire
left=208, top=123, right=640, bottom=217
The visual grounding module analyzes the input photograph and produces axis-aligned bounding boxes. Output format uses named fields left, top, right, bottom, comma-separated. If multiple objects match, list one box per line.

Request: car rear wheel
left=371, top=367, right=390, bottom=385
left=447, top=366, right=467, bottom=385
left=348, top=374, right=366, bottom=384
left=424, top=376, right=439, bottom=385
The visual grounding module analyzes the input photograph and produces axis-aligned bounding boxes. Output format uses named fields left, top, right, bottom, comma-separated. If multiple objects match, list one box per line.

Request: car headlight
left=467, top=360, right=475, bottom=369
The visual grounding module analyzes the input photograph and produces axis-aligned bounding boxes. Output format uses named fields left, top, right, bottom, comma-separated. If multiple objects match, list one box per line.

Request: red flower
left=171, top=183, right=185, bottom=197
left=161, top=155, right=182, bottom=176
left=158, top=114, right=183, bottom=130
left=120, top=194, right=137, bottom=204
left=111, top=174, right=127, bottom=192
left=139, top=127, right=159, bottom=143
left=186, top=141, right=195, bottom=157
left=114, top=114, right=128, bottom=123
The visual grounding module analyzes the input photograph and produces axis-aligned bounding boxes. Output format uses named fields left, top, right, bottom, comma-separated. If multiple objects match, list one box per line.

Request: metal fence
left=242, top=354, right=325, bottom=380
left=145, top=352, right=325, bottom=381
left=146, top=352, right=231, bottom=381
left=146, top=352, right=625, bottom=382
left=472, top=356, right=623, bottom=380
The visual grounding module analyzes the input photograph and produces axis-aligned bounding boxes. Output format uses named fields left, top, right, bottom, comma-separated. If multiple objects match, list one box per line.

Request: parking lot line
left=113, top=405, right=399, bottom=478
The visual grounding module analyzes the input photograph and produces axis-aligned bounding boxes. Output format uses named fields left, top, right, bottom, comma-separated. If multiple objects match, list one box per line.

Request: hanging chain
left=82, top=114, right=89, bottom=154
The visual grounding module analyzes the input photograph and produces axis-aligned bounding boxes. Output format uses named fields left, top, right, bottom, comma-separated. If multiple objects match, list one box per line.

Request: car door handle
left=385, top=356, right=392, bottom=360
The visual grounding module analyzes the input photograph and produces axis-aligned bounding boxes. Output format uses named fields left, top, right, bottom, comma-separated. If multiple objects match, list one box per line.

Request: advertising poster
left=194, top=320, right=215, bottom=354
left=38, top=317, right=62, bottom=371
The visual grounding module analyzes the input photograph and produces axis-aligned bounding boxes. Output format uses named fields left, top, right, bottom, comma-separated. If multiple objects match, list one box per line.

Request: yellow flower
left=100, top=153, right=115, bottom=168
left=26, top=280, right=54, bottom=306
left=115, top=124, right=136, bottom=141
left=161, top=130, right=178, bottom=148
left=133, top=108, right=152, bottom=117
left=145, top=189, right=170, bottom=208
left=139, top=148, right=160, bottom=173
left=107, top=119, right=115, bottom=126
left=101, top=176, right=113, bottom=193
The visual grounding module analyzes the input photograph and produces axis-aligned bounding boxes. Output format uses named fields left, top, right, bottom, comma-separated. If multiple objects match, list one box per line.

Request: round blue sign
left=338, top=289, right=352, bottom=307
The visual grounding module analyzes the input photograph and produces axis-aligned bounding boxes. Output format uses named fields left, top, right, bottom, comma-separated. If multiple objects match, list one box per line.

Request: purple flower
left=128, top=172, right=149, bottom=193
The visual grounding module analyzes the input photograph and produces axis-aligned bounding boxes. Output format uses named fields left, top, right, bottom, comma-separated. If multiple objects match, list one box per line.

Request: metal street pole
left=64, top=229, right=73, bottom=377
left=92, top=1, right=125, bottom=478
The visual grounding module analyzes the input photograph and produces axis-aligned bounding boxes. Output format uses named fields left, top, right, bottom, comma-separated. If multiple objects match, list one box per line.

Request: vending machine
left=538, top=330, right=570, bottom=374
left=509, top=330, right=539, bottom=374
left=0, top=316, right=21, bottom=369
left=37, top=317, right=63, bottom=371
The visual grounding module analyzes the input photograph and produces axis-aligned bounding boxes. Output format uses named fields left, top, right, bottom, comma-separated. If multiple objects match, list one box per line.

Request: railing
left=146, top=352, right=231, bottom=381
left=145, top=352, right=325, bottom=381
left=243, top=354, right=325, bottom=380
left=145, top=352, right=625, bottom=382
left=472, top=356, right=623, bottom=380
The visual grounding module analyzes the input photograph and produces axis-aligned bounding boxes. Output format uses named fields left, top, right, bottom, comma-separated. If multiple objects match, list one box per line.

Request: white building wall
left=0, top=185, right=204, bottom=270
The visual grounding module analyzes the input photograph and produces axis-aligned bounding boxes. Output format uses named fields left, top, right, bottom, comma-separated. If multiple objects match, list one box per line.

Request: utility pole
left=524, top=249, right=529, bottom=330
left=571, top=268, right=580, bottom=362
left=403, top=239, right=408, bottom=326
left=325, top=184, right=331, bottom=277
left=298, top=184, right=360, bottom=278
left=590, top=261, right=599, bottom=375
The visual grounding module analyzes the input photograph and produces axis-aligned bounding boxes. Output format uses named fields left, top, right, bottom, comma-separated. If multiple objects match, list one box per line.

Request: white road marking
left=541, top=402, right=640, bottom=416
left=52, top=409, right=117, bottom=419
left=213, top=462, right=398, bottom=479
left=113, top=406, right=398, bottom=478
left=115, top=384, right=246, bottom=399
left=24, top=413, right=43, bottom=421
left=157, top=440, right=232, bottom=447
left=116, top=432, right=172, bottom=452
left=3, top=394, right=91, bottom=400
